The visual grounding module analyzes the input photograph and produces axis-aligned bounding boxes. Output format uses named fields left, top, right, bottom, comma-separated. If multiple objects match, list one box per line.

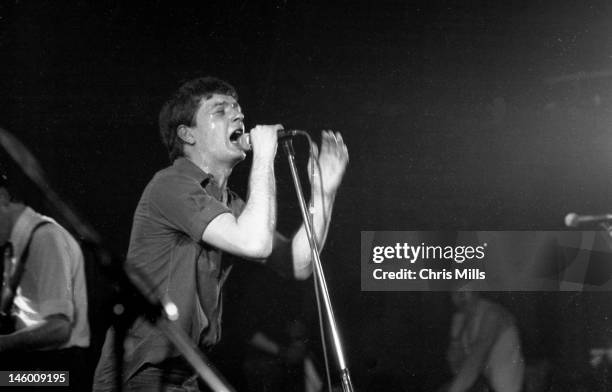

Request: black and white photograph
left=1, top=1, right=612, bottom=391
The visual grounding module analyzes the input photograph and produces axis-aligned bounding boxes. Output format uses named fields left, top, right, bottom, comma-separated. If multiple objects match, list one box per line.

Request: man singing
left=93, top=76, right=348, bottom=391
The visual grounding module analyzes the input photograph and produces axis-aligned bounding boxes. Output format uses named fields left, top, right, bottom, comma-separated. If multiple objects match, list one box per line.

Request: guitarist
left=0, top=172, right=89, bottom=389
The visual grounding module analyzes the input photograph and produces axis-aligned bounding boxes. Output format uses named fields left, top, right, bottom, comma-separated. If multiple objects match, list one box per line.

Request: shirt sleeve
left=148, top=173, right=231, bottom=242
left=19, top=225, right=74, bottom=322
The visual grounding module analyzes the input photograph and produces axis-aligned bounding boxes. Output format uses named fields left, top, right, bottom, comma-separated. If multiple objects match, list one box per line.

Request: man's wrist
left=312, top=185, right=337, bottom=200
left=251, top=150, right=276, bottom=166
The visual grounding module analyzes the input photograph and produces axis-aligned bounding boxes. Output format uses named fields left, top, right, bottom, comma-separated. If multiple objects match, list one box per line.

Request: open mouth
left=229, top=128, right=244, bottom=143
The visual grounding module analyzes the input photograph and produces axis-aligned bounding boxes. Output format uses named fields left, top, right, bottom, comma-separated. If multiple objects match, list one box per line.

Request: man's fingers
left=310, top=143, right=319, bottom=159
left=320, top=130, right=332, bottom=154
left=335, top=132, right=348, bottom=162
left=317, top=130, right=348, bottom=165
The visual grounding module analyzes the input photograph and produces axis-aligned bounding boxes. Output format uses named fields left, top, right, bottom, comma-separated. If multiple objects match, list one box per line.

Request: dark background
left=2, top=1, right=612, bottom=390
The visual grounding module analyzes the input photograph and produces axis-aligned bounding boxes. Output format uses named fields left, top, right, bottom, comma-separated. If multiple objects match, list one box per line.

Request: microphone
left=237, top=129, right=299, bottom=151
left=564, top=212, right=612, bottom=227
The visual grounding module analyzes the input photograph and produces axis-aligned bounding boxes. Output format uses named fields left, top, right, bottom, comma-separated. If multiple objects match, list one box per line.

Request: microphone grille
left=237, top=133, right=252, bottom=151
left=564, top=213, right=578, bottom=227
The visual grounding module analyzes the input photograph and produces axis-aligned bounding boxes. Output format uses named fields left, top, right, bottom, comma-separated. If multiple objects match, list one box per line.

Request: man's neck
left=185, top=155, right=232, bottom=190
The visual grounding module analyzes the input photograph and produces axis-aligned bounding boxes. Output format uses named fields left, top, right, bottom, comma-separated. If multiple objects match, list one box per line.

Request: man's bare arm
left=203, top=125, right=280, bottom=258
left=0, top=314, right=70, bottom=352
left=270, top=131, right=348, bottom=279
left=447, top=311, right=503, bottom=392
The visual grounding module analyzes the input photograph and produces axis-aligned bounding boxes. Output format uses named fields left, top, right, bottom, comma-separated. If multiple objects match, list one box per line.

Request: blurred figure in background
left=243, top=318, right=318, bottom=392
left=216, top=261, right=322, bottom=392
left=442, top=291, right=524, bottom=392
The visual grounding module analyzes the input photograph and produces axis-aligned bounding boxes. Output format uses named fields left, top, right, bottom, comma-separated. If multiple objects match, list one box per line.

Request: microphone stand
left=281, top=139, right=354, bottom=392
left=152, top=311, right=236, bottom=392
left=107, top=256, right=236, bottom=392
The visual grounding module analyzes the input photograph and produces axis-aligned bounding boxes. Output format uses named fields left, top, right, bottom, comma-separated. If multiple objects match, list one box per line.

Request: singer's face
left=192, top=94, right=246, bottom=165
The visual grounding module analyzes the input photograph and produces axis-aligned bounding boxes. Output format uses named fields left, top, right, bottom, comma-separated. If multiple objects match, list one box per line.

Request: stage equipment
left=281, top=131, right=355, bottom=392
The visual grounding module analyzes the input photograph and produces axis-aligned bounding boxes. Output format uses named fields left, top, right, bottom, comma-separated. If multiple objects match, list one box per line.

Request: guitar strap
left=0, top=221, right=51, bottom=318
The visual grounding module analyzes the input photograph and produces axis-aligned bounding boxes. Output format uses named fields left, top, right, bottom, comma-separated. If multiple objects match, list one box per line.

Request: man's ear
left=177, top=125, right=196, bottom=145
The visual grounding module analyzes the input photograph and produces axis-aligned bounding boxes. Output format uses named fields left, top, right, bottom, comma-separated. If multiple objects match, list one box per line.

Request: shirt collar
left=173, top=157, right=225, bottom=201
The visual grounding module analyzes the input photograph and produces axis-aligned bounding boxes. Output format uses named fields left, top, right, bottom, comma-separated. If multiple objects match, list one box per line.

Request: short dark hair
left=159, top=77, right=238, bottom=162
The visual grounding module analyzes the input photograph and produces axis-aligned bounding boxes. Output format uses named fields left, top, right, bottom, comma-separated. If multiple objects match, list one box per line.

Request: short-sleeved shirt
left=9, top=207, right=90, bottom=349
left=95, top=157, right=248, bottom=384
